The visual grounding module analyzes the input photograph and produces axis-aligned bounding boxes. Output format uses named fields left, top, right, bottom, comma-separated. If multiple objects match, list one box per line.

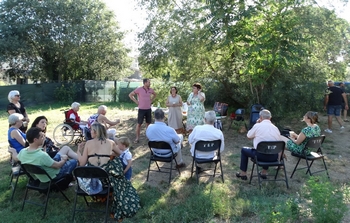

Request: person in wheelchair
left=66, top=102, right=88, bottom=131
left=31, top=116, right=78, bottom=159
left=85, top=105, right=120, bottom=140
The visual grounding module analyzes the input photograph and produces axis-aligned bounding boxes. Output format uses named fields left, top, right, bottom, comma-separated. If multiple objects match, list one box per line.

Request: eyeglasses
left=15, top=95, right=20, bottom=97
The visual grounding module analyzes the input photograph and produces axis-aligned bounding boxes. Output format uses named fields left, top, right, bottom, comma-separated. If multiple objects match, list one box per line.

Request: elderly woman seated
left=78, top=122, right=140, bottom=221
left=66, top=102, right=88, bottom=131
left=8, top=113, right=27, bottom=153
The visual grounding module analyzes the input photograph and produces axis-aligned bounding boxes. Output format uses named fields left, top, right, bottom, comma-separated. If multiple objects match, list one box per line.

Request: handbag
left=213, top=102, right=228, bottom=116
left=77, top=177, right=103, bottom=195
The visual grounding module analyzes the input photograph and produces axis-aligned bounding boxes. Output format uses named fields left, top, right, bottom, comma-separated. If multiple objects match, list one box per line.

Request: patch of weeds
left=302, top=176, right=348, bottom=223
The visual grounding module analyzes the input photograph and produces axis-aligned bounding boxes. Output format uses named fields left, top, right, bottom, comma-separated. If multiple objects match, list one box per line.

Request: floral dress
left=287, top=125, right=321, bottom=155
left=186, top=92, right=205, bottom=131
left=101, top=157, right=141, bottom=220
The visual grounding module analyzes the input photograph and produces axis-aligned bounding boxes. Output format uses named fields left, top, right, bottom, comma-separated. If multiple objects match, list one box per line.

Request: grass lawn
left=0, top=102, right=349, bottom=222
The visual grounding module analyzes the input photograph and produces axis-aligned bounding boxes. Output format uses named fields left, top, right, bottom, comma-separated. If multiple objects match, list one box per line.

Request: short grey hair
left=205, top=110, right=216, bottom=124
left=9, top=113, right=24, bottom=125
left=98, top=105, right=107, bottom=113
left=8, top=90, right=20, bottom=103
left=259, top=109, right=271, bottom=119
left=154, top=109, right=165, bottom=120
left=71, top=102, right=80, bottom=109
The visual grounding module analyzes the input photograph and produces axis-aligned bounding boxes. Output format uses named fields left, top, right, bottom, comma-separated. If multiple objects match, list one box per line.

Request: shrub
left=54, top=84, right=78, bottom=103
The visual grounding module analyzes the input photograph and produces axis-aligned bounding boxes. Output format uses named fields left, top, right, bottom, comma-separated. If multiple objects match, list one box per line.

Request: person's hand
left=8, top=147, right=16, bottom=154
left=60, top=154, right=68, bottom=161
left=116, top=119, right=120, bottom=124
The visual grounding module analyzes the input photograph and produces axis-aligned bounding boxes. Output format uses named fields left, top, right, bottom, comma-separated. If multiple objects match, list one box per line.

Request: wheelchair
left=53, top=109, right=85, bottom=146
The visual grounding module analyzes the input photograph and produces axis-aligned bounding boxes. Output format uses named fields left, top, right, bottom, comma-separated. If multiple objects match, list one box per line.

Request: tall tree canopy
left=0, top=0, right=130, bottom=81
left=137, top=0, right=350, bottom=118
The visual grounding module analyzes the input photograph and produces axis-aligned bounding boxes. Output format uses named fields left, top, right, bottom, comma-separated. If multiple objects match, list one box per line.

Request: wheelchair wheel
left=53, top=123, right=74, bottom=146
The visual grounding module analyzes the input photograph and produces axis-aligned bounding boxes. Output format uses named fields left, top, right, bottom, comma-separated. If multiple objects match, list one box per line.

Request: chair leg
left=249, top=163, right=255, bottom=184
left=10, top=173, right=20, bottom=201
left=321, top=158, right=330, bottom=178
left=190, top=158, right=195, bottom=178
left=72, top=191, right=78, bottom=221
left=290, top=158, right=301, bottom=178
left=104, top=187, right=111, bottom=223
left=168, top=160, right=173, bottom=184
left=146, top=159, right=152, bottom=181
left=256, top=165, right=262, bottom=190
left=305, top=159, right=312, bottom=176
left=21, top=187, right=29, bottom=211
left=283, top=164, right=289, bottom=188
left=42, top=187, right=51, bottom=218
left=219, top=161, right=224, bottom=183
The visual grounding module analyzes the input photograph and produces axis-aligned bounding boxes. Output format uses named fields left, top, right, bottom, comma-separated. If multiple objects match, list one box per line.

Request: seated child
left=115, top=137, right=133, bottom=180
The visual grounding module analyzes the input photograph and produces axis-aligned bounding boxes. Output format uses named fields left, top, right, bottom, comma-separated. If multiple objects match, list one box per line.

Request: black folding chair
left=8, top=149, right=26, bottom=201
left=190, top=140, right=224, bottom=184
left=249, top=141, right=289, bottom=189
left=72, top=166, right=111, bottom=223
left=20, top=164, right=71, bottom=218
left=290, top=135, right=329, bottom=178
left=147, top=141, right=181, bottom=184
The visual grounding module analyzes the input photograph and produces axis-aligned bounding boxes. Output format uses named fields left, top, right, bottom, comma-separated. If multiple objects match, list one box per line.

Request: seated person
left=86, top=105, right=120, bottom=140
left=236, top=109, right=281, bottom=180
left=9, top=127, right=78, bottom=183
left=188, top=110, right=225, bottom=159
left=66, top=102, right=88, bottom=130
left=8, top=113, right=27, bottom=153
left=145, top=108, right=186, bottom=168
left=283, top=111, right=321, bottom=155
left=31, top=116, right=78, bottom=159
left=78, top=123, right=140, bottom=221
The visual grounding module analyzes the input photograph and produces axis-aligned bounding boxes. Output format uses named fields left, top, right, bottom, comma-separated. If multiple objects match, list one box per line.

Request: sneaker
left=324, top=129, right=332, bottom=133
left=340, top=126, right=345, bottom=129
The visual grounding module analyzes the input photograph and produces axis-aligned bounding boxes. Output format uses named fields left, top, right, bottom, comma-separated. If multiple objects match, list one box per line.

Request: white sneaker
left=340, top=126, right=345, bottom=129
left=324, top=129, right=332, bottom=133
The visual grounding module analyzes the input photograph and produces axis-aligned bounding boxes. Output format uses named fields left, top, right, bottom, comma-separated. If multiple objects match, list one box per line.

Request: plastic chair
left=147, top=141, right=181, bottom=184
left=249, top=141, right=289, bottom=189
left=290, top=135, right=329, bottom=178
left=190, top=140, right=224, bottom=184
left=20, top=164, right=71, bottom=218
left=72, top=166, right=111, bottom=223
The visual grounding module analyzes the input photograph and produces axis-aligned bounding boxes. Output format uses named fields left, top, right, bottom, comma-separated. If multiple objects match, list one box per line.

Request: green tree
left=0, top=0, right=131, bottom=81
left=137, top=0, right=350, bottom=119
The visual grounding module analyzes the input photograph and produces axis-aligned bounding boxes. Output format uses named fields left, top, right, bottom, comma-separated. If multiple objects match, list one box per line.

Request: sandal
left=259, top=172, right=267, bottom=179
left=133, top=139, right=139, bottom=144
left=236, top=172, right=248, bottom=180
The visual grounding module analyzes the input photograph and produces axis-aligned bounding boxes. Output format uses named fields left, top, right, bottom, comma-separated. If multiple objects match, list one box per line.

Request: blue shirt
left=8, top=127, right=26, bottom=153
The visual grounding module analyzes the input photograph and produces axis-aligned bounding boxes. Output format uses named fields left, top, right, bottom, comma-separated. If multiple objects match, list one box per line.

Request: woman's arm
left=293, top=132, right=306, bottom=145
left=199, top=92, right=205, bottom=102
left=11, top=130, right=26, bottom=146
left=78, top=142, right=88, bottom=166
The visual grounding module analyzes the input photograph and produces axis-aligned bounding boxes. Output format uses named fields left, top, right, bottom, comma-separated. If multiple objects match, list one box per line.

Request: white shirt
left=120, top=148, right=132, bottom=165
left=188, top=124, right=224, bottom=159
left=247, top=119, right=281, bottom=148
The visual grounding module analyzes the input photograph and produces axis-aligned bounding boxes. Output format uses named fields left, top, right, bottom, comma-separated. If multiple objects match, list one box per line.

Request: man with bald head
left=236, top=109, right=281, bottom=180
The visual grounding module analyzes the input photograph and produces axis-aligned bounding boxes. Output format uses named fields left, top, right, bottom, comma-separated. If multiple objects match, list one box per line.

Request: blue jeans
left=327, top=105, right=342, bottom=116
left=53, top=154, right=77, bottom=179
left=240, top=147, right=278, bottom=172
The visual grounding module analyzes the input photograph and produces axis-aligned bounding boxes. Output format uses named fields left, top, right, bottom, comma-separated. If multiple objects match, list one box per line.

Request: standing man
left=129, top=78, right=156, bottom=143
left=324, top=80, right=348, bottom=133
left=236, top=109, right=281, bottom=180
left=339, top=82, right=349, bottom=122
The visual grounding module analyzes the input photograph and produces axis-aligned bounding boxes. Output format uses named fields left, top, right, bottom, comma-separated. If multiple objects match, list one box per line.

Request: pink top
left=134, top=86, right=155, bottom=109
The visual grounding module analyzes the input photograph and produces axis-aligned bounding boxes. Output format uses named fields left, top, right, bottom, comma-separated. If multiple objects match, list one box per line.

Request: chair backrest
left=194, top=140, right=221, bottom=152
left=148, top=141, right=172, bottom=150
left=249, top=104, right=264, bottom=129
left=256, top=141, right=285, bottom=155
left=305, top=135, right=325, bottom=150
left=21, top=164, right=51, bottom=181
left=73, top=166, right=109, bottom=179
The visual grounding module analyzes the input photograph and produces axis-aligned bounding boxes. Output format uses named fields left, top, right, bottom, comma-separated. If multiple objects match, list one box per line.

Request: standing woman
left=7, top=90, right=30, bottom=133
left=166, top=86, right=183, bottom=131
left=186, top=83, right=205, bottom=132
